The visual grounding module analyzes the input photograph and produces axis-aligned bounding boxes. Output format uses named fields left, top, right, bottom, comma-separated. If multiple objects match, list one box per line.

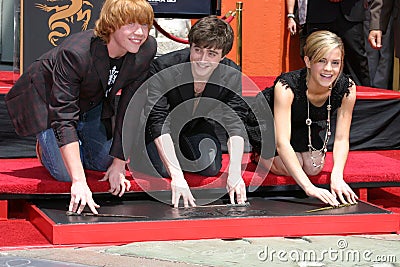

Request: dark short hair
left=188, top=15, right=234, bottom=57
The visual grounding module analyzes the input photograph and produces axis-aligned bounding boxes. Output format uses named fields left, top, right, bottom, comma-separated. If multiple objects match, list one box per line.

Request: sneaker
left=35, top=140, right=43, bottom=165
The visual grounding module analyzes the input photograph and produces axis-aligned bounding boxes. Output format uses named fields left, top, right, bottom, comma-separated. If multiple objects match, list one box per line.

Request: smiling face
left=304, top=47, right=342, bottom=90
left=189, top=44, right=224, bottom=81
left=107, top=23, right=149, bottom=58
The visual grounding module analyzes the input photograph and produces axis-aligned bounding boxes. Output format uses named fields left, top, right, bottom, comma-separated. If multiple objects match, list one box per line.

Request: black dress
left=246, top=68, right=352, bottom=159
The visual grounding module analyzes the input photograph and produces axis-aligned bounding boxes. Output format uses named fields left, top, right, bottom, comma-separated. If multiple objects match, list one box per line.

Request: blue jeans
left=145, top=133, right=222, bottom=178
left=36, top=103, right=113, bottom=182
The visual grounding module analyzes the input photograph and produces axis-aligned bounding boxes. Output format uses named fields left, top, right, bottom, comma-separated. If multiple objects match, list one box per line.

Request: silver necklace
left=306, top=93, right=332, bottom=168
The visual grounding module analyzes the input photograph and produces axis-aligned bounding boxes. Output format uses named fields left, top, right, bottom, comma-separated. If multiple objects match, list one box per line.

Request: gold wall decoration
left=20, top=0, right=217, bottom=72
left=35, top=0, right=94, bottom=46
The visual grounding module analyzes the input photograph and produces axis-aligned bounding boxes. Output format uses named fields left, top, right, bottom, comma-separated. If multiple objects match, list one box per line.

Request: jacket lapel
left=176, top=63, right=228, bottom=116
left=113, top=53, right=136, bottom=91
left=176, top=63, right=195, bottom=114
left=91, top=38, right=109, bottom=92
left=203, top=65, right=224, bottom=99
left=196, top=65, right=225, bottom=114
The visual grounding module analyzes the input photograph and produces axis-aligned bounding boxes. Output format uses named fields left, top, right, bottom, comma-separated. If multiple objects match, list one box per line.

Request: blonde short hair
left=94, top=0, right=154, bottom=43
left=303, top=30, right=345, bottom=84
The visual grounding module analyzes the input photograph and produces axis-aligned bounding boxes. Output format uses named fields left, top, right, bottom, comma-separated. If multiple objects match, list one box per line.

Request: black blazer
left=144, top=48, right=248, bottom=144
left=5, top=30, right=157, bottom=160
left=307, top=0, right=366, bottom=24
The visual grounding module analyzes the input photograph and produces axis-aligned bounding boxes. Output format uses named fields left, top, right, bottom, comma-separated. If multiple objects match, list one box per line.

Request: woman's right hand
left=304, top=185, right=340, bottom=206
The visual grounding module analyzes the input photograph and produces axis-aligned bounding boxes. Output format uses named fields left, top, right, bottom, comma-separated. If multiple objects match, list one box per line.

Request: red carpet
left=0, top=71, right=18, bottom=94
left=0, top=151, right=399, bottom=195
left=241, top=75, right=400, bottom=98
left=0, top=151, right=399, bottom=249
left=367, top=187, right=400, bottom=214
left=0, top=220, right=51, bottom=249
left=0, top=158, right=148, bottom=194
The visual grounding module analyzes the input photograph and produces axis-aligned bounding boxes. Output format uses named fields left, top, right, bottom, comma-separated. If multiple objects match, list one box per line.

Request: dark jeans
left=145, top=133, right=222, bottom=178
left=36, top=103, right=113, bottom=181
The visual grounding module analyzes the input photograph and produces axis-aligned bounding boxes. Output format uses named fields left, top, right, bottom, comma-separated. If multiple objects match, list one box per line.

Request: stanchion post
left=393, top=56, right=399, bottom=91
left=236, top=2, right=243, bottom=68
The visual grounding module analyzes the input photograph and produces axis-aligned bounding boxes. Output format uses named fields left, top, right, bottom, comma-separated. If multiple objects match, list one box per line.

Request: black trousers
left=140, top=132, right=223, bottom=178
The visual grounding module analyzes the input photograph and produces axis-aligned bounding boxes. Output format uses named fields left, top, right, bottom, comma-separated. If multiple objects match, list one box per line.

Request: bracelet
left=287, top=13, right=295, bottom=19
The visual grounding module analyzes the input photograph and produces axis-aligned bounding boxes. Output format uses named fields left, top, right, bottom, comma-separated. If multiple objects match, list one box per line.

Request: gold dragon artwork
left=35, top=0, right=94, bottom=46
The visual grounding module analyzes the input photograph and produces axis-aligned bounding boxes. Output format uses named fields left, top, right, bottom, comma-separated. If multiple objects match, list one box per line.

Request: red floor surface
left=0, top=71, right=18, bottom=94
left=1, top=151, right=400, bottom=195
left=0, top=150, right=399, bottom=248
left=0, top=220, right=51, bottom=248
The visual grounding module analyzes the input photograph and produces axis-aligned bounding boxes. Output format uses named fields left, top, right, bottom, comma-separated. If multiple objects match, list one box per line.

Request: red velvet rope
left=153, top=20, right=190, bottom=44
left=224, top=14, right=235, bottom=24
left=153, top=13, right=236, bottom=45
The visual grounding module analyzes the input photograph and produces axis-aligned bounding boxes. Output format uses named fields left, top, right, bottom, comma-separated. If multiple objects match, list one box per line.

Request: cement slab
left=3, top=235, right=400, bottom=267
left=105, top=235, right=400, bottom=267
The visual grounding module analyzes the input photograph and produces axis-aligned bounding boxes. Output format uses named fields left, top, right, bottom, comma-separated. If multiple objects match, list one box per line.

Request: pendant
left=306, top=118, right=312, bottom=126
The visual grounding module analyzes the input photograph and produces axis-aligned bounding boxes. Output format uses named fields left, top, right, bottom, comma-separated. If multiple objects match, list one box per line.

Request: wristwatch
left=287, top=13, right=295, bottom=19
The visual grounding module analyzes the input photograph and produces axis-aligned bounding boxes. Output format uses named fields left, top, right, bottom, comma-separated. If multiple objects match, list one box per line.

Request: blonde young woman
left=250, top=30, right=358, bottom=206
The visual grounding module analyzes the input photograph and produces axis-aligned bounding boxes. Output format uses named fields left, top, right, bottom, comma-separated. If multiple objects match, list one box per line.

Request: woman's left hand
left=330, top=173, right=358, bottom=204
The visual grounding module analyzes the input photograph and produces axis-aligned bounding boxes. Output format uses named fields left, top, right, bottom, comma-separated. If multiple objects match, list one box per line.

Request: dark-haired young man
left=141, top=16, right=248, bottom=207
